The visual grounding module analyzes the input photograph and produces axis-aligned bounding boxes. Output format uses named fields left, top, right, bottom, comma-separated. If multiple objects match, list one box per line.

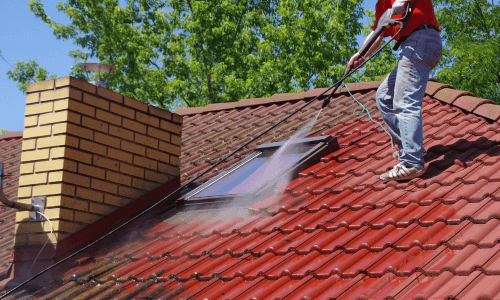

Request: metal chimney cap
left=81, top=62, right=116, bottom=73
left=81, top=62, right=116, bottom=89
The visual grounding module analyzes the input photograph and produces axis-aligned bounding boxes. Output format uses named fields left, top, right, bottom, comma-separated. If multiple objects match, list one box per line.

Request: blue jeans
left=376, top=27, right=442, bottom=169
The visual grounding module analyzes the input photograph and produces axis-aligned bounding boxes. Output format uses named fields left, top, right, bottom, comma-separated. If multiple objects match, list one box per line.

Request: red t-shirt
left=373, top=0, right=440, bottom=41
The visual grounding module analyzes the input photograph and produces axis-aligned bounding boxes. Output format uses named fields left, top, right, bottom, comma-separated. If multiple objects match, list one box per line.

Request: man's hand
left=392, top=0, right=408, bottom=15
left=348, top=53, right=364, bottom=70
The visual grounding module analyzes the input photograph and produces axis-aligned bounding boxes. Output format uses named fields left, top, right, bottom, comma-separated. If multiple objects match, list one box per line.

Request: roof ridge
left=425, top=81, right=499, bottom=121
left=0, top=131, right=23, bottom=141
left=174, top=79, right=500, bottom=123
left=174, top=80, right=383, bottom=116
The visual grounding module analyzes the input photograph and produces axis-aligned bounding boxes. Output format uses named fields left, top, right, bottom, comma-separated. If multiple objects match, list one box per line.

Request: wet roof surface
left=0, top=132, right=22, bottom=281
left=14, top=79, right=500, bottom=299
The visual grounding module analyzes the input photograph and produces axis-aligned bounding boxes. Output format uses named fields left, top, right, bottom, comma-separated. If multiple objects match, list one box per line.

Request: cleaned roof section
left=19, top=79, right=500, bottom=299
left=0, top=131, right=23, bottom=281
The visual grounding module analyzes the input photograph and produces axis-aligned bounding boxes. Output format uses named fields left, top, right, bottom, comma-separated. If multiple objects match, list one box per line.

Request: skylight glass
left=182, top=135, right=338, bottom=203
left=195, top=145, right=313, bottom=198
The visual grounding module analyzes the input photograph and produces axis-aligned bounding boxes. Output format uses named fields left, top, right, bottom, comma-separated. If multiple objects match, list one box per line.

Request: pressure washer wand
left=320, top=3, right=415, bottom=111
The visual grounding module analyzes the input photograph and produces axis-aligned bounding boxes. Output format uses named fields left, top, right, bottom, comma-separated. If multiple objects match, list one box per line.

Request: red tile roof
left=11, top=79, right=500, bottom=299
left=0, top=131, right=23, bottom=281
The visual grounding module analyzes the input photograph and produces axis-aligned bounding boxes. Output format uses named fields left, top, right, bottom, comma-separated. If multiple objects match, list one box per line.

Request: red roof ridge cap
left=427, top=80, right=500, bottom=122
left=0, top=131, right=23, bottom=141
left=425, top=80, right=455, bottom=96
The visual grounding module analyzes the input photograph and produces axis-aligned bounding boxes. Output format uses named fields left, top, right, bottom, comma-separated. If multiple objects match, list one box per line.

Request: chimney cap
left=81, top=62, right=116, bottom=73
left=81, top=62, right=116, bottom=89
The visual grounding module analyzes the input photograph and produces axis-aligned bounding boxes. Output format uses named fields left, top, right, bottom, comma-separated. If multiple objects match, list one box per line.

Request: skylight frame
left=180, top=135, right=338, bottom=206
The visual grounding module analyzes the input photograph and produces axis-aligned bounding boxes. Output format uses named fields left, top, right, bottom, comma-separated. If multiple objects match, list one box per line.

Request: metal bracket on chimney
left=30, top=197, right=45, bottom=221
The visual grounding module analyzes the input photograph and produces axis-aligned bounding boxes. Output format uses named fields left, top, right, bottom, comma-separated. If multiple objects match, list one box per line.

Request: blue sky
left=0, top=0, right=378, bottom=132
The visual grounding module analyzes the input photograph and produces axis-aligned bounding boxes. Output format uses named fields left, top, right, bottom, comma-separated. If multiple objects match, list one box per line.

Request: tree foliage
left=0, top=129, right=8, bottom=135
left=11, top=0, right=365, bottom=109
left=6, top=59, right=58, bottom=93
left=433, top=0, right=500, bottom=102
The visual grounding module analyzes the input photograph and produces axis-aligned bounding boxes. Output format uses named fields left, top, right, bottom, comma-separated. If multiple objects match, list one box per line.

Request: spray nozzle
left=321, top=98, right=330, bottom=109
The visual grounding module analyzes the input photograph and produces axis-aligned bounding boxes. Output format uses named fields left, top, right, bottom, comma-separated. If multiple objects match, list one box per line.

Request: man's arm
left=348, top=31, right=385, bottom=69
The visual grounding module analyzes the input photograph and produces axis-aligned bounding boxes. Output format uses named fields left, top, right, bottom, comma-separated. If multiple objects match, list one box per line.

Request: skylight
left=181, top=136, right=338, bottom=204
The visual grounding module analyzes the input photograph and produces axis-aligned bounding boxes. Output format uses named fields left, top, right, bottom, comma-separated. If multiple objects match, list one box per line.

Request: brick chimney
left=15, top=77, right=182, bottom=249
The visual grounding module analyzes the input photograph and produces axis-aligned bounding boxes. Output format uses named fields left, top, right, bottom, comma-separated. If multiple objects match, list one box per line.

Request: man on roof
left=348, top=0, right=442, bottom=181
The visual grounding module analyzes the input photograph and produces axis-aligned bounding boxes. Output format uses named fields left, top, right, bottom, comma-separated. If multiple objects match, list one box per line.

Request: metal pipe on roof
left=0, top=163, right=38, bottom=212
left=0, top=188, right=38, bottom=211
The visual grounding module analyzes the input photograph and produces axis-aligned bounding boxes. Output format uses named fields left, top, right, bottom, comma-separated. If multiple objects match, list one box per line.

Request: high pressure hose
left=0, top=6, right=413, bottom=299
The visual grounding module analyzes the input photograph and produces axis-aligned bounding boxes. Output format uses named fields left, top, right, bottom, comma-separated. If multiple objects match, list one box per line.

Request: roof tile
left=453, top=95, right=495, bottom=112
left=473, top=103, right=500, bottom=121
left=433, top=87, right=475, bottom=105
left=425, top=80, right=454, bottom=96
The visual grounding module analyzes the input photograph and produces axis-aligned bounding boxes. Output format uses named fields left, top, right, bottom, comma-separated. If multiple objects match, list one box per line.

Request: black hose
left=0, top=22, right=406, bottom=300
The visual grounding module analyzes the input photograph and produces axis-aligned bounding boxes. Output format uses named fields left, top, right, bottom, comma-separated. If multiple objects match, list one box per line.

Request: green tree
left=0, top=129, right=8, bottom=135
left=433, top=0, right=500, bottom=102
left=8, top=0, right=365, bottom=109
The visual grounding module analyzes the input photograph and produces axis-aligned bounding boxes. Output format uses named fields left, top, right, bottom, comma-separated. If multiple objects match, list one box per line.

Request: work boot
left=393, top=149, right=427, bottom=159
left=380, top=163, right=425, bottom=181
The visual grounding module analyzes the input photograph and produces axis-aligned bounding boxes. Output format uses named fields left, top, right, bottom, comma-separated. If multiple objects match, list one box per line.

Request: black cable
left=0, top=22, right=405, bottom=300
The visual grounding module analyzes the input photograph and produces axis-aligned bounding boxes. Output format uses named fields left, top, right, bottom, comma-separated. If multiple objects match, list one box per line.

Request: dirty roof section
left=14, top=79, right=500, bottom=299
left=0, top=131, right=23, bottom=281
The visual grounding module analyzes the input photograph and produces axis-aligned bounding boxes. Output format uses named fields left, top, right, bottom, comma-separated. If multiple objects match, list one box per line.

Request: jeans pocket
left=423, top=39, right=442, bottom=69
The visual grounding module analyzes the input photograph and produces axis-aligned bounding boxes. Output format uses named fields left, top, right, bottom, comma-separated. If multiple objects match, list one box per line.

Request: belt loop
left=424, top=24, right=428, bottom=31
